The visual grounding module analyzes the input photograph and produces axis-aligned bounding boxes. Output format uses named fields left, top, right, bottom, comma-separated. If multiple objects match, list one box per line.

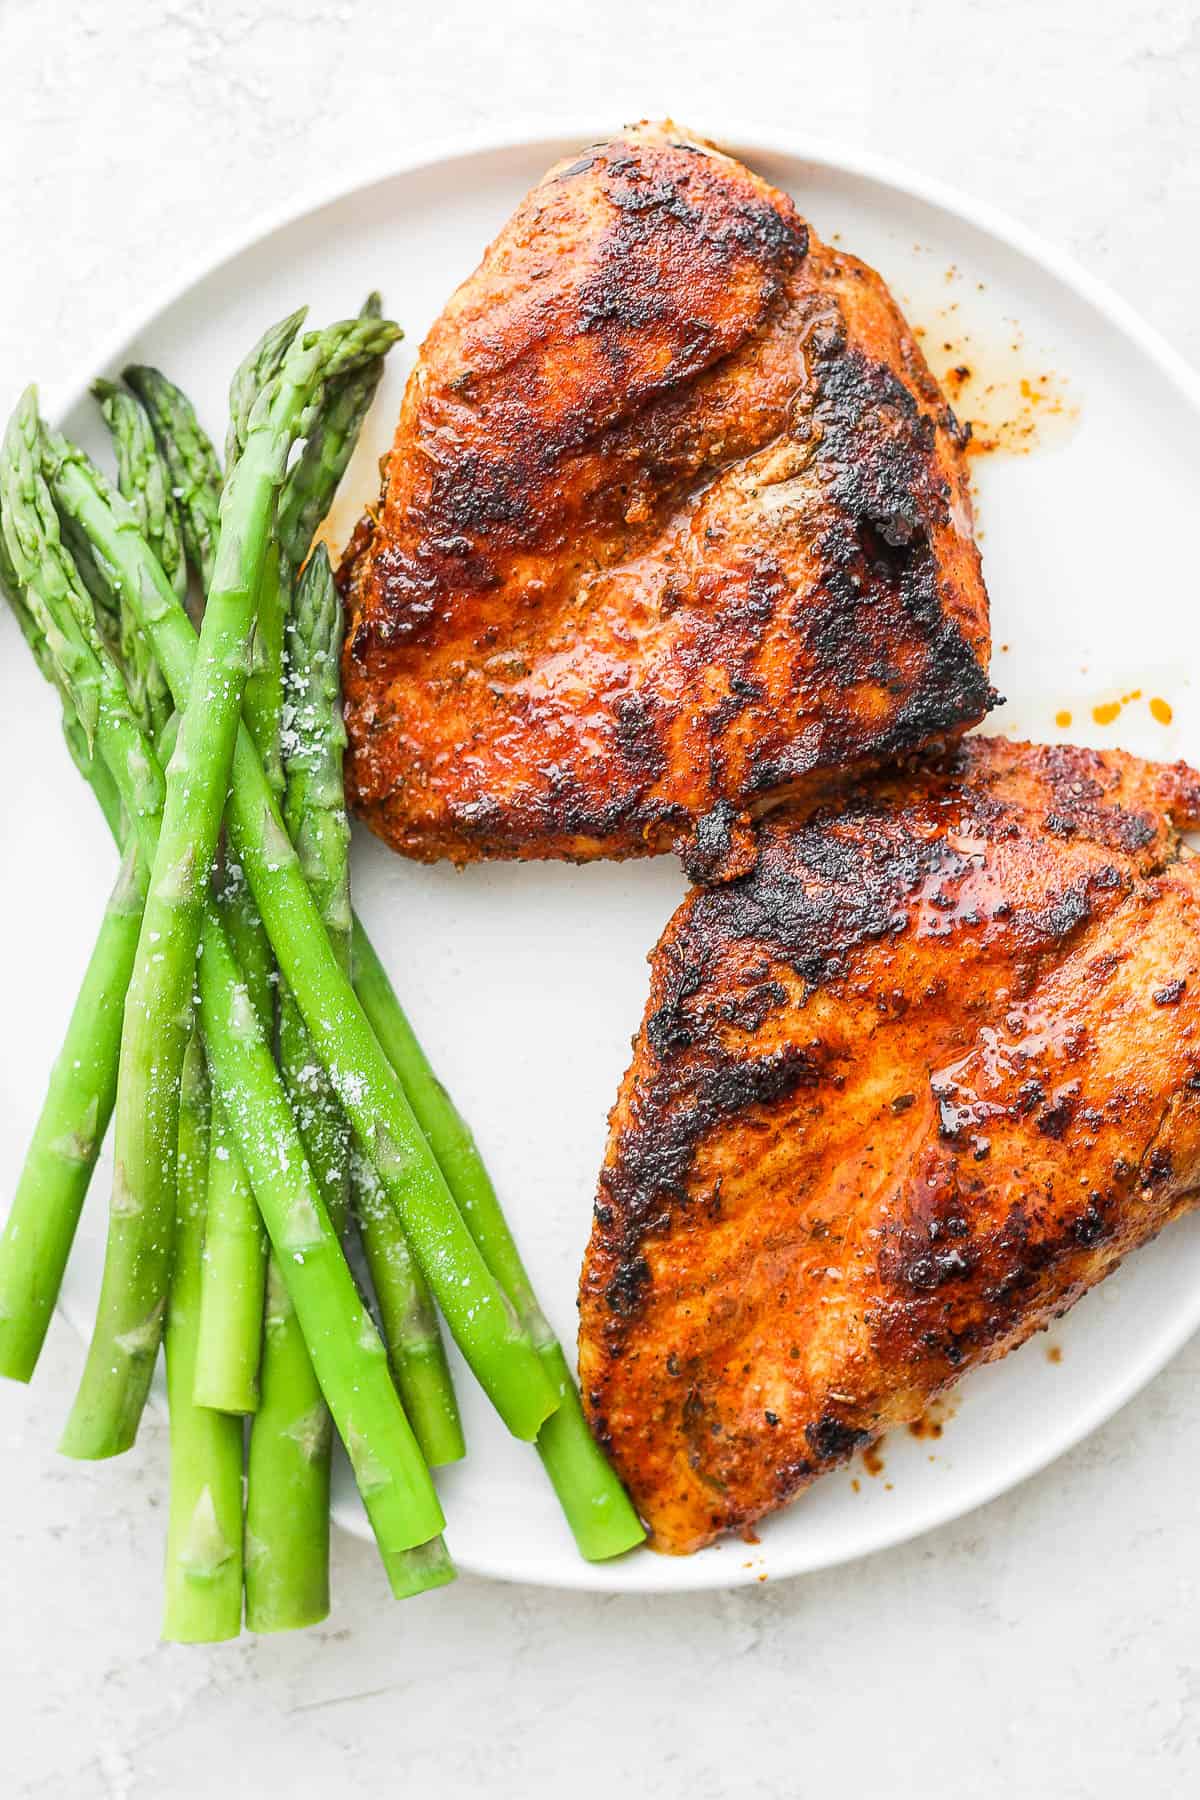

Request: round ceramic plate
left=8, top=126, right=1198, bottom=1593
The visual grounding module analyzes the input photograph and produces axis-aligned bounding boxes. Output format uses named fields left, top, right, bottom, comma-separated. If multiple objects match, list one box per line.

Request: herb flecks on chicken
left=340, top=123, right=992, bottom=873
left=580, top=737, right=1200, bottom=1553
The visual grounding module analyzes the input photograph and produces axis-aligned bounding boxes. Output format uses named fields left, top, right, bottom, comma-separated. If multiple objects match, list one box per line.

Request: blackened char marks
left=681, top=799, right=758, bottom=885
left=999, top=741, right=1200, bottom=862
left=612, top=689, right=667, bottom=783
left=585, top=140, right=808, bottom=371
left=798, top=341, right=995, bottom=750
left=596, top=818, right=946, bottom=1327
left=597, top=1041, right=824, bottom=1322
left=679, top=813, right=948, bottom=993
left=805, top=1414, right=870, bottom=1463
left=440, top=765, right=677, bottom=856
left=811, top=347, right=943, bottom=549
left=367, top=136, right=810, bottom=645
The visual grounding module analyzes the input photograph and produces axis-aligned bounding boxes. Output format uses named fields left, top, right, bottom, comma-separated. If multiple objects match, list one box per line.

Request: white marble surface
left=2, top=2, right=1200, bottom=1793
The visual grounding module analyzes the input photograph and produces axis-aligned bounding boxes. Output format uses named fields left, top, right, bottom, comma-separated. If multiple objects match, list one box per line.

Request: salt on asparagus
left=196, top=915, right=447, bottom=1570
left=245, top=541, right=352, bottom=1630
left=192, top=855, right=274, bottom=1415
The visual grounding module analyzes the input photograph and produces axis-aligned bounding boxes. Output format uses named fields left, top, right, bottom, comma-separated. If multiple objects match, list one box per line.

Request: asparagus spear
left=274, top=291, right=386, bottom=574
left=163, top=1031, right=244, bottom=1644
left=58, top=513, right=123, bottom=664
left=50, top=448, right=559, bottom=1442
left=226, top=308, right=307, bottom=471
left=92, top=379, right=188, bottom=602
left=193, top=854, right=272, bottom=1416
left=243, top=1254, right=333, bottom=1631
left=194, top=922, right=272, bottom=1419
left=196, top=303, right=383, bottom=1421
left=278, top=545, right=355, bottom=1200
left=351, top=924, right=645, bottom=1558
left=62, top=318, right=399, bottom=1459
left=92, top=378, right=180, bottom=741
left=0, top=402, right=162, bottom=839
left=0, top=842, right=142, bottom=1382
left=0, top=503, right=142, bottom=1379
left=186, top=322, right=295, bottom=1414
left=229, top=310, right=309, bottom=803
left=241, top=291, right=385, bottom=808
left=122, top=365, right=223, bottom=594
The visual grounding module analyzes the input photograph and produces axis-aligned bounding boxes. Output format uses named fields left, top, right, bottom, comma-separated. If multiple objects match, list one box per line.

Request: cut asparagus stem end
left=534, top=1343, right=646, bottom=1561
left=382, top=1534, right=458, bottom=1601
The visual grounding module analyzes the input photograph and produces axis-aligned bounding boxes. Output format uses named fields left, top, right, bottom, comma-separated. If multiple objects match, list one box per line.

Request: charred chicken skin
left=340, top=123, right=993, bottom=874
left=579, top=738, right=1200, bottom=1552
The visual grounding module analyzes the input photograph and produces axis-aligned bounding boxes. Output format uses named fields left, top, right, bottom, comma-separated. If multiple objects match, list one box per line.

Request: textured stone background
left=2, top=2, right=1198, bottom=1794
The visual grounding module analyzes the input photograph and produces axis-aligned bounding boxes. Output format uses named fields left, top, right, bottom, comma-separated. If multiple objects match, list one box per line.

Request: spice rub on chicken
left=579, top=737, right=1200, bottom=1551
left=339, top=122, right=993, bottom=874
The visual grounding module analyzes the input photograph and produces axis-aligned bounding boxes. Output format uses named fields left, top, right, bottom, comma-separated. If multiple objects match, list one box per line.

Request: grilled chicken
left=579, top=737, right=1200, bottom=1552
left=340, top=122, right=993, bottom=874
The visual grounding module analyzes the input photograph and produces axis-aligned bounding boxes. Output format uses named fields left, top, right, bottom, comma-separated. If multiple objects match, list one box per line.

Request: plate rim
left=43, top=118, right=1200, bottom=1595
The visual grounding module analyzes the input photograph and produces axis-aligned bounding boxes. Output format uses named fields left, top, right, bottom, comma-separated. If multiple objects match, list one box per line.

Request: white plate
left=6, top=126, right=1198, bottom=1594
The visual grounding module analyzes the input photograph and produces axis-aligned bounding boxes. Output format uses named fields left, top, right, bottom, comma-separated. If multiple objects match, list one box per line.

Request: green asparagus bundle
left=63, top=316, right=405, bottom=1461
left=0, top=296, right=645, bottom=1643
left=1, top=378, right=448, bottom=1629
